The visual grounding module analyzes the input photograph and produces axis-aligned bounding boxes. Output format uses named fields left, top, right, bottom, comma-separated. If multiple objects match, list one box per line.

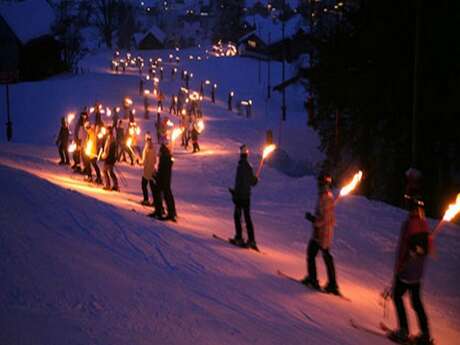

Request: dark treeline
left=307, top=0, right=460, bottom=217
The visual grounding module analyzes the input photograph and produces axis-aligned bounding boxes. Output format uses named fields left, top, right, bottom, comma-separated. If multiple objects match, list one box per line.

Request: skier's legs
left=322, top=248, right=338, bottom=288
left=152, top=181, right=164, bottom=216
left=163, top=187, right=177, bottom=218
left=103, top=162, right=111, bottom=188
left=409, top=283, right=430, bottom=337
left=58, top=144, right=65, bottom=163
left=393, top=278, right=410, bottom=333
left=242, top=201, right=255, bottom=242
left=64, top=145, right=70, bottom=164
left=233, top=203, right=243, bottom=240
left=109, top=165, right=118, bottom=189
left=91, top=159, right=102, bottom=181
left=141, top=177, right=149, bottom=201
left=307, top=239, right=320, bottom=284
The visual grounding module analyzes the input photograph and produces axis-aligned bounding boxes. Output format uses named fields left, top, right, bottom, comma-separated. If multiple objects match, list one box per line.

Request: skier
left=191, top=120, right=201, bottom=153
left=56, top=117, right=70, bottom=165
left=71, top=137, right=83, bottom=173
left=101, top=126, right=119, bottom=191
left=156, top=144, right=177, bottom=222
left=388, top=194, right=433, bottom=345
left=141, top=134, right=165, bottom=218
left=229, top=145, right=258, bottom=250
left=169, top=95, right=177, bottom=115
left=83, top=122, right=102, bottom=184
left=303, top=173, right=340, bottom=295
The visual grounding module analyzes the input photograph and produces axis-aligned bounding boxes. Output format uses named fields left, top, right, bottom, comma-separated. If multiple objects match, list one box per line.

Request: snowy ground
left=0, top=48, right=459, bottom=345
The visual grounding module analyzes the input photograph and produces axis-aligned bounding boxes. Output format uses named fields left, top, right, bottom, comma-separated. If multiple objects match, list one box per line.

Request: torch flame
left=171, top=127, right=184, bottom=141
left=106, top=108, right=111, bottom=116
left=68, top=141, right=77, bottom=153
left=126, top=137, right=132, bottom=148
left=67, top=112, right=75, bottom=125
left=339, top=170, right=363, bottom=197
left=85, top=139, right=93, bottom=157
left=167, top=120, right=174, bottom=127
left=262, top=144, right=276, bottom=159
left=197, top=119, right=205, bottom=133
left=443, top=193, right=460, bottom=222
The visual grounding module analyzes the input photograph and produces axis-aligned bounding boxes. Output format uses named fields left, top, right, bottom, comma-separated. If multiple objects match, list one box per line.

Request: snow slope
left=0, top=48, right=459, bottom=345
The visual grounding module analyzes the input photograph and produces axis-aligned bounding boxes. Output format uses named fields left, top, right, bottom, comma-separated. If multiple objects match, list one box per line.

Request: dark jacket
left=234, top=157, right=257, bottom=200
left=395, top=214, right=432, bottom=283
left=56, top=125, right=70, bottom=146
left=157, top=145, right=173, bottom=188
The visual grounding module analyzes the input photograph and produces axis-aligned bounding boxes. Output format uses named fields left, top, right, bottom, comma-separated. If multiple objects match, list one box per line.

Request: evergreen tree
left=213, top=0, right=245, bottom=42
left=307, top=0, right=459, bottom=217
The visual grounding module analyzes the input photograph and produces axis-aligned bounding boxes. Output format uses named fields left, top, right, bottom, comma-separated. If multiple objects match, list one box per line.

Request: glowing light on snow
left=262, top=144, right=276, bottom=159
left=339, top=170, right=363, bottom=197
left=443, top=193, right=460, bottom=222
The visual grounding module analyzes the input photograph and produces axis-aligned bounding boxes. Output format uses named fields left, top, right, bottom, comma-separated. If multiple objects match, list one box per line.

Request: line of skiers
left=230, top=146, right=433, bottom=345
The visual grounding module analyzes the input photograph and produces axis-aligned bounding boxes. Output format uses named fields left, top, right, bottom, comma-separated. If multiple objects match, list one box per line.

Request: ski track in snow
left=0, top=48, right=459, bottom=345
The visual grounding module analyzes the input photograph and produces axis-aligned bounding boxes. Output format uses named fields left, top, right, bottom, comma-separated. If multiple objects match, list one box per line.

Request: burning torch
left=256, top=144, right=276, bottom=178
left=432, top=193, right=460, bottom=238
left=336, top=170, right=363, bottom=203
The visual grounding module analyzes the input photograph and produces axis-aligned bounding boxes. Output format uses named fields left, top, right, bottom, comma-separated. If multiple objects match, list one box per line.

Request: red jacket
left=395, top=214, right=432, bottom=283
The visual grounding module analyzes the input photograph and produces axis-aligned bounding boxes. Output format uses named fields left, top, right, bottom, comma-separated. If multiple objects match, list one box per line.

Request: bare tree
left=93, top=0, right=119, bottom=48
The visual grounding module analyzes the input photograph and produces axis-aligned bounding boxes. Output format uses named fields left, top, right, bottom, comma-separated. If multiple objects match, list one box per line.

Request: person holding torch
left=387, top=194, right=434, bottom=345
left=56, top=117, right=70, bottom=165
left=229, top=145, right=258, bottom=250
left=303, top=173, right=339, bottom=295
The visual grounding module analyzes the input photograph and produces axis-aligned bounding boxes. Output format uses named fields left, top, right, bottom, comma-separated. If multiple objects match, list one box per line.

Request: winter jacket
left=116, top=126, right=125, bottom=143
left=142, top=141, right=157, bottom=180
left=234, top=157, right=258, bottom=200
left=56, top=125, right=70, bottom=146
left=102, top=134, right=117, bottom=165
left=312, top=188, right=336, bottom=249
left=157, top=146, right=173, bottom=188
left=395, top=214, right=432, bottom=283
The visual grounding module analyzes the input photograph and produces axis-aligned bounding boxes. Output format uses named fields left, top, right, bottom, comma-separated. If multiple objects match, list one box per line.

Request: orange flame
left=85, top=139, right=93, bottom=157
left=126, top=137, right=132, bottom=148
left=339, top=170, right=363, bottom=197
left=67, top=112, right=75, bottom=125
left=262, top=144, right=276, bottom=159
left=171, top=127, right=184, bottom=141
left=197, top=119, right=205, bottom=133
left=68, top=141, right=77, bottom=153
left=443, top=193, right=460, bottom=222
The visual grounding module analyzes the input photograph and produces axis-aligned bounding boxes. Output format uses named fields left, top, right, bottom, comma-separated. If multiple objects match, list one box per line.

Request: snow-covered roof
left=0, top=0, right=55, bottom=44
left=134, top=25, right=166, bottom=45
left=242, top=14, right=308, bottom=44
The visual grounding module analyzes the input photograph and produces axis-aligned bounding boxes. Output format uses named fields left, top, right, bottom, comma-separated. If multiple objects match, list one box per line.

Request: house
left=134, top=26, right=166, bottom=50
left=0, top=0, right=64, bottom=81
left=239, top=13, right=309, bottom=61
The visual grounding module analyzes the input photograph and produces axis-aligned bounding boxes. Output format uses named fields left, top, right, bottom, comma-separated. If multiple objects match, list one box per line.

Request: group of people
left=55, top=101, right=179, bottom=222
left=231, top=147, right=434, bottom=345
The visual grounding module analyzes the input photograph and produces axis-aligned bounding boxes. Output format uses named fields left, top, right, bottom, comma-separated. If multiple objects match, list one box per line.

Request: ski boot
left=229, top=237, right=245, bottom=247
left=246, top=240, right=259, bottom=251
left=412, top=334, right=434, bottom=345
left=387, top=329, right=409, bottom=344
left=111, top=186, right=119, bottom=192
left=301, top=277, right=321, bottom=290
left=324, top=283, right=341, bottom=296
left=141, top=199, right=151, bottom=206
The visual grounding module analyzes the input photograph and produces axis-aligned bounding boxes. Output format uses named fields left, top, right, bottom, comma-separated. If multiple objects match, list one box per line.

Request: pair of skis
left=350, top=319, right=427, bottom=345
left=212, top=233, right=264, bottom=254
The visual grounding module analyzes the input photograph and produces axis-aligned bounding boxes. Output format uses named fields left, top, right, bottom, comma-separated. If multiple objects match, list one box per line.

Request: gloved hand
left=305, top=212, right=316, bottom=223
